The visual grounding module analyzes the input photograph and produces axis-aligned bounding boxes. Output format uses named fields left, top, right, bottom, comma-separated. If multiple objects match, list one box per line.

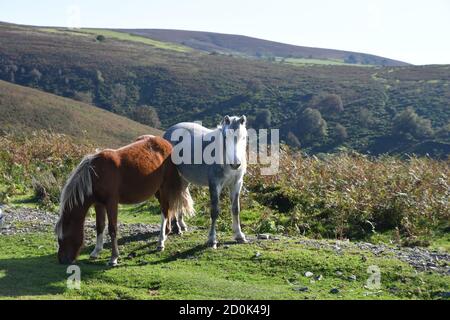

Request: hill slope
left=120, top=29, right=409, bottom=66
left=0, top=80, right=161, bottom=147
left=0, top=22, right=448, bottom=156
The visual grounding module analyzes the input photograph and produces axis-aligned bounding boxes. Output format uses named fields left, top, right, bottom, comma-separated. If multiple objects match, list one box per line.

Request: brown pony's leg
left=106, top=201, right=120, bottom=266
left=156, top=191, right=172, bottom=236
left=157, top=197, right=170, bottom=251
left=89, top=204, right=106, bottom=259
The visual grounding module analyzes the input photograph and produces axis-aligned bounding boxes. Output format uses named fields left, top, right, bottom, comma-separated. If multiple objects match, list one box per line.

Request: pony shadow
left=0, top=253, right=103, bottom=297
left=146, top=244, right=207, bottom=265
left=86, top=230, right=164, bottom=261
left=117, top=230, right=160, bottom=246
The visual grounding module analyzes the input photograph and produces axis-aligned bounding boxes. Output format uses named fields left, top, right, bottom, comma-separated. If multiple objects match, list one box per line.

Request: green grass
left=118, top=201, right=162, bottom=225
left=1, top=227, right=448, bottom=300
left=37, top=27, right=91, bottom=37
left=281, top=57, right=372, bottom=67
left=83, top=29, right=192, bottom=52
left=38, top=27, right=192, bottom=53
left=38, top=28, right=192, bottom=52
left=1, top=186, right=448, bottom=300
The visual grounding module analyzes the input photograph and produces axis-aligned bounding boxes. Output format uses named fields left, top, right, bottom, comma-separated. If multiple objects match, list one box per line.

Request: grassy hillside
left=121, top=29, right=409, bottom=66
left=0, top=22, right=448, bottom=156
left=0, top=80, right=161, bottom=147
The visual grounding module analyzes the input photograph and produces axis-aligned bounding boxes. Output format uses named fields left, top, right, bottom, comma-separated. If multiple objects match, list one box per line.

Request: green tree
left=334, top=123, right=348, bottom=142
left=254, top=109, right=272, bottom=129
left=358, top=107, right=374, bottom=127
left=30, top=68, right=42, bottom=82
left=131, top=105, right=161, bottom=128
left=310, top=93, right=344, bottom=113
left=298, top=108, right=327, bottom=139
left=393, top=107, right=434, bottom=138
left=73, top=91, right=93, bottom=104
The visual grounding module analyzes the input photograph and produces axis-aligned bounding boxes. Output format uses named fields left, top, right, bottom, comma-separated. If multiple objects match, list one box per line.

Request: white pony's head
left=220, top=115, right=247, bottom=170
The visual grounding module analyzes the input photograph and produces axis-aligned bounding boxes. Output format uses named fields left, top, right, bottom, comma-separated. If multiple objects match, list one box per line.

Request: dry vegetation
left=1, top=132, right=448, bottom=246
left=246, top=148, right=449, bottom=244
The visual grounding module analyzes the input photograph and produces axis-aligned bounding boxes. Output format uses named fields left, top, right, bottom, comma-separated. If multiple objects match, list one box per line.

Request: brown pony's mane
left=55, top=154, right=97, bottom=240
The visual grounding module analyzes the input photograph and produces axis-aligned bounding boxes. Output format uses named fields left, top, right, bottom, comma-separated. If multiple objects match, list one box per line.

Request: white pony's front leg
left=231, top=179, right=247, bottom=243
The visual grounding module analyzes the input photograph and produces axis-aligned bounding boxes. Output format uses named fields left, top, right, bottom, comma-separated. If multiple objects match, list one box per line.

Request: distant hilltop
left=119, top=28, right=410, bottom=67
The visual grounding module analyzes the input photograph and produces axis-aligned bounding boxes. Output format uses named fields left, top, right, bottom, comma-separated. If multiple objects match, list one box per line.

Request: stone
left=330, top=288, right=340, bottom=294
left=257, top=234, right=270, bottom=240
left=348, top=275, right=357, bottom=281
left=304, top=271, right=314, bottom=277
left=293, top=287, right=309, bottom=292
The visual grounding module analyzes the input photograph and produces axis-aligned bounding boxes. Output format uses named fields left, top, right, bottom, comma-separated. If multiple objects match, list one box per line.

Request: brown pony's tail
left=55, top=154, right=97, bottom=239
left=163, top=159, right=195, bottom=220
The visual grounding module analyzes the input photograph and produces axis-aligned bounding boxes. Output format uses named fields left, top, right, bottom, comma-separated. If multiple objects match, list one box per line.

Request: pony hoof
left=89, top=254, right=98, bottom=260
left=107, top=258, right=119, bottom=267
left=235, top=237, right=248, bottom=244
left=156, top=246, right=165, bottom=252
left=207, top=242, right=218, bottom=249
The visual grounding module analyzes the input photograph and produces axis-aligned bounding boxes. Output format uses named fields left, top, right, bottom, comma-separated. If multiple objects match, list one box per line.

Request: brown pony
left=55, top=135, right=194, bottom=266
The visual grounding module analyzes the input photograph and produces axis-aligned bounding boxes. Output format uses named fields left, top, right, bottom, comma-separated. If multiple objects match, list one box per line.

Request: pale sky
left=1, top=0, right=449, bottom=65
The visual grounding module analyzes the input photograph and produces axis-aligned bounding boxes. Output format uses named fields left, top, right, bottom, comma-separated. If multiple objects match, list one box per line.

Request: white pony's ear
left=223, top=115, right=231, bottom=125
left=239, top=115, right=247, bottom=125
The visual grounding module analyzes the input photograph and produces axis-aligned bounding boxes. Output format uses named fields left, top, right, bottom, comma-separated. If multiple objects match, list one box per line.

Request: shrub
left=393, top=107, right=434, bottom=138
left=246, top=148, right=449, bottom=241
left=297, top=108, right=327, bottom=140
left=286, top=131, right=301, bottom=148
left=334, top=123, right=348, bottom=142
left=358, top=107, right=374, bottom=127
left=73, top=90, right=93, bottom=104
left=131, top=105, right=161, bottom=128
left=311, top=94, right=344, bottom=113
left=0, top=131, right=93, bottom=210
left=29, top=68, right=42, bottom=82
left=254, top=109, right=272, bottom=129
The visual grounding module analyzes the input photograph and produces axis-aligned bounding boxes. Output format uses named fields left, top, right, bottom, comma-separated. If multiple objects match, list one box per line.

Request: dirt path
left=1, top=206, right=449, bottom=275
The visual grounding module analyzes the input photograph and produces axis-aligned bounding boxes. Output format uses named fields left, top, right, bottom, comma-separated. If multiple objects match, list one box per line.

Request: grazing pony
left=164, top=115, right=248, bottom=248
left=55, top=135, right=194, bottom=265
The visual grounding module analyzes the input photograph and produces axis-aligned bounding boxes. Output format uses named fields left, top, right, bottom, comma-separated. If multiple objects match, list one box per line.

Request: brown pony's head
left=55, top=213, right=84, bottom=264
left=55, top=153, right=95, bottom=264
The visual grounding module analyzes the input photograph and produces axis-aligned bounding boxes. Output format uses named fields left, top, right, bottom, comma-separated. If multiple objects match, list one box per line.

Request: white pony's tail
left=55, top=154, right=97, bottom=238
